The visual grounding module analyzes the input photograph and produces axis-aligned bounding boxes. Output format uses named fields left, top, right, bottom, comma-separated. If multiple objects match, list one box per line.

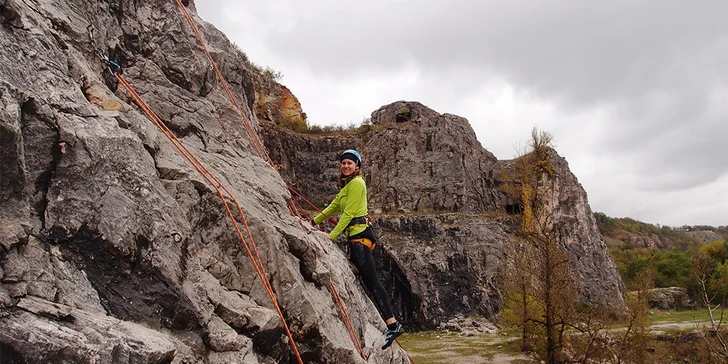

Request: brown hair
left=338, top=169, right=364, bottom=189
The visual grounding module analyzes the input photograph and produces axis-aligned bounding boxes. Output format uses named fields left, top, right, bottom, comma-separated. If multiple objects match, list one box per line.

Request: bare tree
left=500, top=239, right=538, bottom=352
left=501, top=128, right=579, bottom=363
left=691, top=251, right=728, bottom=360
left=609, top=269, right=653, bottom=363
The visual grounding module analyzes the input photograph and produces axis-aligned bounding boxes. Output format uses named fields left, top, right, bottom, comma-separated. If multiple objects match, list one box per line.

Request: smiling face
left=340, top=158, right=358, bottom=177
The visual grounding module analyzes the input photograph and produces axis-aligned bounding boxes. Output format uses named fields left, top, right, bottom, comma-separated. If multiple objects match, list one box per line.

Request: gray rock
left=0, top=285, right=13, bottom=307
left=2, top=296, right=177, bottom=363
left=367, top=102, right=503, bottom=213
left=262, top=101, right=626, bottom=328
left=685, top=230, right=726, bottom=244
left=205, top=315, right=244, bottom=352
left=642, top=287, right=695, bottom=310
left=208, top=341, right=259, bottom=364
left=0, top=0, right=409, bottom=362
left=543, top=154, right=626, bottom=308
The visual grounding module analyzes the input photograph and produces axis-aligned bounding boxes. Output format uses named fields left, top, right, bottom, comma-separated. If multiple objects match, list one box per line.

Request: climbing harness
left=346, top=215, right=376, bottom=234
left=346, top=215, right=379, bottom=251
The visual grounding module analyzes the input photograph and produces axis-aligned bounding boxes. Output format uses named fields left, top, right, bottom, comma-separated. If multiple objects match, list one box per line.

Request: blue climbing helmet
left=339, top=149, right=362, bottom=167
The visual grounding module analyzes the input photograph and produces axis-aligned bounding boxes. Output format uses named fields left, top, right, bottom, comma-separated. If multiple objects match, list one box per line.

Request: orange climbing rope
left=291, top=197, right=311, bottom=223
left=173, top=0, right=272, bottom=166
left=397, top=339, right=415, bottom=363
left=288, top=185, right=337, bottom=225
left=330, top=282, right=367, bottom=360
left=114, top=73, right=304, bottom=364
left=171, top=2, right=414, bottom=361
left=172, top=0, right=340, bottom=229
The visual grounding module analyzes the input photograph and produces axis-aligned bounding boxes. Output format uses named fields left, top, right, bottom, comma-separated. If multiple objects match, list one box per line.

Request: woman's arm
left=313, top=193, right=341, bottom=225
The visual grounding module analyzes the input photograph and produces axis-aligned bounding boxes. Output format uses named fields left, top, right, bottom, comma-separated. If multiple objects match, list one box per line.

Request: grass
left=649, top=308, right=713, bottom=324
left=604, top=236, right=625, bottom=248
left=395, top=310, right=717, bottom=363
left=397, top=330, right=533, bottom=364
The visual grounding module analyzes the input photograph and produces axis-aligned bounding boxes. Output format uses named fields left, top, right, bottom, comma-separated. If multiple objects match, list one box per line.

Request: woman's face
left=340, top=159, right=358, bottom=177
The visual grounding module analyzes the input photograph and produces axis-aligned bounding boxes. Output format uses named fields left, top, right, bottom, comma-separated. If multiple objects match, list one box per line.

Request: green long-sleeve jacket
left=313, top=175, right=368, bottom=240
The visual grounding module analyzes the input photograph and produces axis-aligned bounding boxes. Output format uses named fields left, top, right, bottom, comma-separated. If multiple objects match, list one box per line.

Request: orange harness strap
left=349, top=238, right=376, bottom=251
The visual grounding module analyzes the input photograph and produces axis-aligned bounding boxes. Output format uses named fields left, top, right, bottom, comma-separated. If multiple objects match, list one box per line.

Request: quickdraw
left=87, top=24, right=122, bottom=76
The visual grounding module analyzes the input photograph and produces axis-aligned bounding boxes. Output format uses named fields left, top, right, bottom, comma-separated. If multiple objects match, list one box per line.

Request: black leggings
left=348, top=230, right=394, bottom=320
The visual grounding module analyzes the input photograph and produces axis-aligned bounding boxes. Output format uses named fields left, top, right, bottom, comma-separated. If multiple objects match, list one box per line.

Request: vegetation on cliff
left=596, top=213, right=728, bottom=361
left=597, top=212, right=727, bottom=293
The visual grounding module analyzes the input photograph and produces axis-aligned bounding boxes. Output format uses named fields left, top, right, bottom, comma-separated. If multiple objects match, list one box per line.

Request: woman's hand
left=312, top=230, right=331, bottom=240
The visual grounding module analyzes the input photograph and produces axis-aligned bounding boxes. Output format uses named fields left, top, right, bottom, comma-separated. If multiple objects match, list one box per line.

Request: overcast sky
left=195, top=0, right=727, bottom=227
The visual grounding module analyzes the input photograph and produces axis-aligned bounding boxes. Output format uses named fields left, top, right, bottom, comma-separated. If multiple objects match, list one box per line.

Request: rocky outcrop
left=262, top=101, right=626, bottom=329
left=0, top=0, right=409, bottom=363
left=366, top=102, right=504, bottom=214
left=251, top=70, right=306, bottom=130
left=641, top=287, right=695, bottom=310
left=373, top=214, right=511, bottom=328
left=541, top=153, right=626, bottom=306
left=611, top=230, right=672, bottom=249
left=684, top=230, right=726, bottom=244
left=596, top=216, right=727, bottom=251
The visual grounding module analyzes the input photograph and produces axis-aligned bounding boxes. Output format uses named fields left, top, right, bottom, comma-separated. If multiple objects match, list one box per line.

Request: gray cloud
left=196, top=0, right=728, bottom=225
left=265, top=1, right=727, bottom=98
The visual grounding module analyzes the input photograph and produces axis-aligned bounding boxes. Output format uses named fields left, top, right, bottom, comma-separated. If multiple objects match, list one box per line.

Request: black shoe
left=382, top=322, right=404, bottom=350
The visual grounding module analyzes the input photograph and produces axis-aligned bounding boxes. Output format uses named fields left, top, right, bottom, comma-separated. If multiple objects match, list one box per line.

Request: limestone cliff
left=0, top=0, right=409, bottom=363
left=596, top=214, right=727, bottom=250
left=251, top=70, right=306, bottom=130
left=0, top=0, right=626, bottom=361
left=263, top=101, right=626, bottom=328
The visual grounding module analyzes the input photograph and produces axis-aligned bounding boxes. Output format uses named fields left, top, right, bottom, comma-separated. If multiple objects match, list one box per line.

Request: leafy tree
left=653, top=251, right=690, bottom=288
left=700, top=241, right=728, bottom=264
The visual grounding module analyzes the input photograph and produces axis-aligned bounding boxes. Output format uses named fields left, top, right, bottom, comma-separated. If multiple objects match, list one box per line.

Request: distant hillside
left=594, top=212, right=728, bottom=250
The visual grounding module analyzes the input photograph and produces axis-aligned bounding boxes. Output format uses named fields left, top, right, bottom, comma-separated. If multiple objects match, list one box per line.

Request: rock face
left=542, top=154, right=626, bottom=306
left=610, top=230, right=671, bottom=249
left=642, top=287, right=695, bottom=310
left=0, top=0, right=410, bottom=363
left=685, top=230, right=726, bottom=244
left=263, top=101, right=626, bottom=328
left=252, top=71, right=307, bottom=129
left=366, top=102, right=504, bottom=214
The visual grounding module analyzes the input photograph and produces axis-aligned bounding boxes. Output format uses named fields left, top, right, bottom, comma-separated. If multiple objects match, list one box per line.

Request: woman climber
left=312, top=149, right=404, bottom=350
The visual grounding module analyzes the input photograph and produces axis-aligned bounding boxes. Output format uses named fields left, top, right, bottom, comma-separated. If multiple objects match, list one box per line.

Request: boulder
left=645, top=287, right=695, bottom=310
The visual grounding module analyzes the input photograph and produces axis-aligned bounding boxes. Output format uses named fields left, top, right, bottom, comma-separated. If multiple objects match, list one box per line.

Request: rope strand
left=171, top=3, right=414, bottom=362
left=115, top=73, right=303, bottom=364
left=330, top=282, right=367, bottom=361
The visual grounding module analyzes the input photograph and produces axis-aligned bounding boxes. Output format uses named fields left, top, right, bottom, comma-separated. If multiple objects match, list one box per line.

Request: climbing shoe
left=382, top=322, right=404, bottom=350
